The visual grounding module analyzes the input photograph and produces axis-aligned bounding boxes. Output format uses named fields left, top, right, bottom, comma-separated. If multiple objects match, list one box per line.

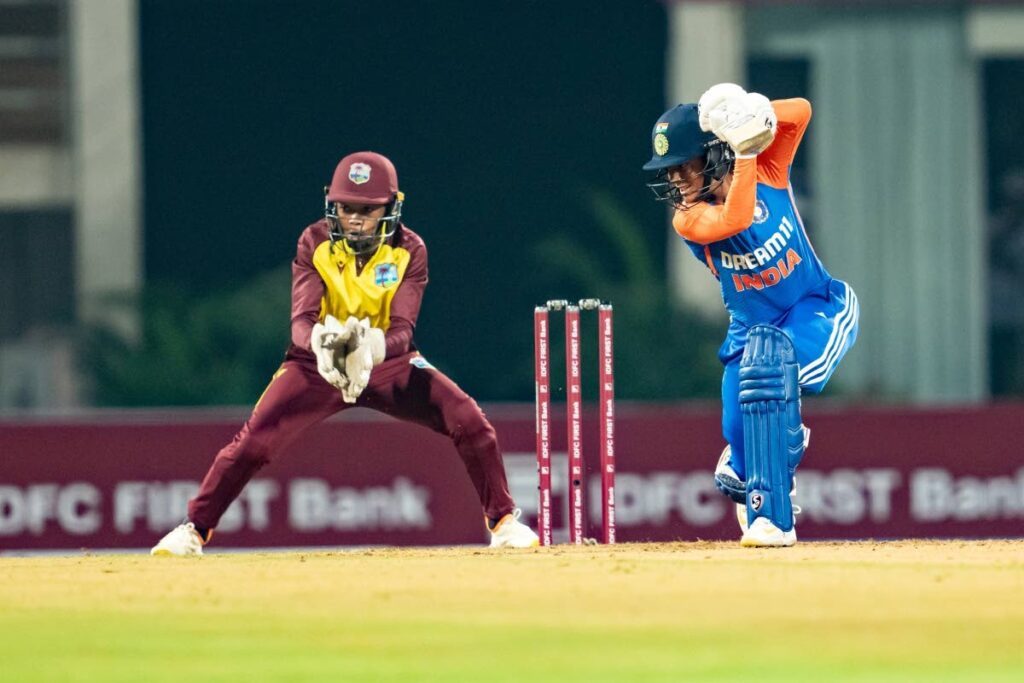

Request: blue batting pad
left=739, top=325, right=804, bottom=531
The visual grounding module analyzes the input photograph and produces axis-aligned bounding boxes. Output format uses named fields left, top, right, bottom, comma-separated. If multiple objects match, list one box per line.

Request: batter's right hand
left=712, top=92, right=777, bottom=158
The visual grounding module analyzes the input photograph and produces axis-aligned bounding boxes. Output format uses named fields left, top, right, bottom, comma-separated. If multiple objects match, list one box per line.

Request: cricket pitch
left=1, top=540, right=1022, bottom=682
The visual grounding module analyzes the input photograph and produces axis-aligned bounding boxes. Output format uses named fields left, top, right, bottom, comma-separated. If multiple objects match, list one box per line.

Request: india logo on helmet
left=348, top=162, right=372, bottom=185
left=653, top=133, right=669, bottom=156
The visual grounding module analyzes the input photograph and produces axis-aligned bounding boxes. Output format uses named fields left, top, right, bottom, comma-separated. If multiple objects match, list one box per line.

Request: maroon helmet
left=324, top=151, right=404, bottom=254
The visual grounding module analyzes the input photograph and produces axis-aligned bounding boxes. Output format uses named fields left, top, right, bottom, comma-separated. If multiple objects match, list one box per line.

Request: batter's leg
left=714, top=359, right=747, bottom=504
left=738, top=325, right=805, bottom=547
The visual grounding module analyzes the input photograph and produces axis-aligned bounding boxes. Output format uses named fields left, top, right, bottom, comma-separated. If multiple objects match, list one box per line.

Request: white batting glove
left=713, top=92, right=777, bottom=158
left=746, top=93, right=777, bottom=129
left=742, top=92, right=777, bottom=150
left=698, top=83, right=747, bottom=132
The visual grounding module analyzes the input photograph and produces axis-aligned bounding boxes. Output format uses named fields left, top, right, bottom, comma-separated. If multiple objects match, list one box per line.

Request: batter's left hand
left=710, top=92, right=777, bottom=158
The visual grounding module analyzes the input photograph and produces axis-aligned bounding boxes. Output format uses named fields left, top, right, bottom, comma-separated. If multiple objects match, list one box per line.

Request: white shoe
left=736, top=479, right=800, bottom=535
left=740, top=516, right=797, bottom=547
left=735, top=503, right=748, bottom=534
left=488, top=509, right=540, bottom=548
left=151, top=522, right=205, bottom=557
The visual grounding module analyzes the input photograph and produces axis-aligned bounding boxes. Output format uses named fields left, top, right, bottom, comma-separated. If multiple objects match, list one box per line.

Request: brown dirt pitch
left=1, top=539, right=1022, bottom=682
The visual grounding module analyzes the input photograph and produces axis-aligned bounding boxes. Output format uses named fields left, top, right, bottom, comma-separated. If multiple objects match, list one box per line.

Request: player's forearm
left=718, top=156, right=757, bottom=232
left=383, top=258, right=426, bottom=358
left=756, top=99, right=811, bottom=189
left=765, top=98, right=811, bottom=156
left=290, top=251, right=326, bottom=352
left=772, top=98, right=811, bottom=133
left=291, top=314, right=318, bottom=351
left=673, top=157, right=756, bottom=244
left=384, top=319, right=415, bottom=359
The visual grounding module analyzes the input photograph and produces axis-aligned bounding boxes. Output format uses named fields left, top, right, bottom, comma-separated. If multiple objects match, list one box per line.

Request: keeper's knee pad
left=739, top=325, right=804, bottom=531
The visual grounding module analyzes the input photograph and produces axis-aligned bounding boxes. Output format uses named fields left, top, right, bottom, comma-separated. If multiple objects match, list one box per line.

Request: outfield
left=1, top=540, right=1021, bottom=682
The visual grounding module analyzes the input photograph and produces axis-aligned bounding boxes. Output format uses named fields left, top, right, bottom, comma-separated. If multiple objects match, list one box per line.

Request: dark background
left=137, top=0, right=678, bottom=402
left=122, top=1, right=1024, bottom=404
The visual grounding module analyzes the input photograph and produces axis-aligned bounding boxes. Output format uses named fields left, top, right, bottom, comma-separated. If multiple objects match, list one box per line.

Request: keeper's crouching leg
left=368, top=355, right=532, bottom=544
left=442, top=392, right=516, bottom=523
left=188, top=423, right=273, bottom=530
left=188, top=361, right=344, bottom=531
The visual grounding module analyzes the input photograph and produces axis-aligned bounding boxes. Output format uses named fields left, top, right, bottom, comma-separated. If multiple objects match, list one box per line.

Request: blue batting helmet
left=642, top=104, right=717, bottom=171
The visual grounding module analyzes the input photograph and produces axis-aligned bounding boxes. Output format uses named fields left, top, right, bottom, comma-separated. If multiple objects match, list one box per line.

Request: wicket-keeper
left=152, top=152, right=538, bottom=555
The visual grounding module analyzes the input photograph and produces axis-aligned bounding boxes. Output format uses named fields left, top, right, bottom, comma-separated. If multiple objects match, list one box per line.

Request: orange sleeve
left=756, top=98, right=811, bottom=190
left=672, top=157, right=757, bottom=245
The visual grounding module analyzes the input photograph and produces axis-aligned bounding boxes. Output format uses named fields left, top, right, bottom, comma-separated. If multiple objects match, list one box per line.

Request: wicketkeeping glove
left=340, top=321, right=386, bottom=404
left=310, top=314, right=364, bottom=392
left=311, top=315, right=346, bottom=391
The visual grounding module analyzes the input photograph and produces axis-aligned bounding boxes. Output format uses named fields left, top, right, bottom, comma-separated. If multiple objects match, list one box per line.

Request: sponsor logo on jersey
left=654, top=133, right=669, bottom=156
left=731, top=248, right=803, bottom=293
left=752, top=199, right=769, bottom=224
left=719, top=216, right=795, bottom=270
left=374, top=263, right=399, bottom=287
left=409, top=355, right=435, bottom=370
left=349, top=162, right=371, bottom=185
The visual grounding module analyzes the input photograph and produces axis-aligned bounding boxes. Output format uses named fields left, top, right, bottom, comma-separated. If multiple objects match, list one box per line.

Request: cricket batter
left=642, top=84, right=859, bottom=547
left=152, top=151, right=538, bottom=555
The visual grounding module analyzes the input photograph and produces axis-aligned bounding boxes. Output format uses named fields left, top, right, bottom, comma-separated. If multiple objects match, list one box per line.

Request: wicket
left=533, top=298, right=615, bottom=545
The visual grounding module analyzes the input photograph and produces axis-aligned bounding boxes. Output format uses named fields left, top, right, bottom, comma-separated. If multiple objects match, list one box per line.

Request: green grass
left=1, top=541, right=1022, bottom=682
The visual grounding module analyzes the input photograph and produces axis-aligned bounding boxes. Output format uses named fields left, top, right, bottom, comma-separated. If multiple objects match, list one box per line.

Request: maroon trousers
left=188, top=352, right=515, bottom=529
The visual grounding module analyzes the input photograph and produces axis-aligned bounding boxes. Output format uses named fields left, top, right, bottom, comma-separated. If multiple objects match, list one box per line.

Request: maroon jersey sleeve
left=290, top=224, right=327, bottom=352
left=385, top=229, right=428, bottom=359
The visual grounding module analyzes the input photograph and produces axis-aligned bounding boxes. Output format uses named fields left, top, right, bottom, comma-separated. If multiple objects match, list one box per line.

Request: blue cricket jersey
left=683, top=182, right=831, bottom=327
